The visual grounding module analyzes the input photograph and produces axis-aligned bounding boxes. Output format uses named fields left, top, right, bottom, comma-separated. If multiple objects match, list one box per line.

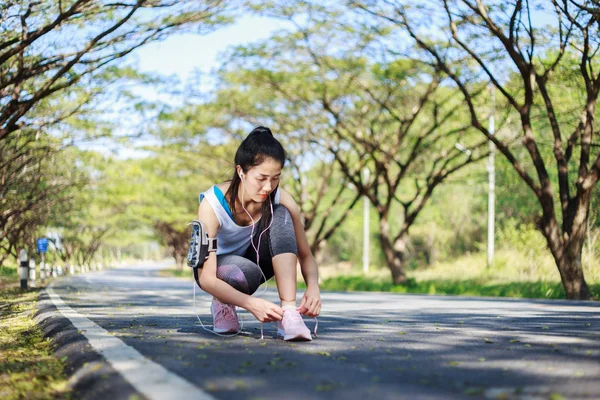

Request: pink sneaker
left=277, top=309, right=312, bottom=341
left=211, top=298, right=240, bottom=334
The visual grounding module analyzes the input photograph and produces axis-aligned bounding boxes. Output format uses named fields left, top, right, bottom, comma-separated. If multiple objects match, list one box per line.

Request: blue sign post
left=37, top=238, right=48, bottom=253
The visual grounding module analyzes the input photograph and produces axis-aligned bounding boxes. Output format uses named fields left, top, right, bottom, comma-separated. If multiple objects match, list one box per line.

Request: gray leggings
left=194, top=205, right=298, bottom=295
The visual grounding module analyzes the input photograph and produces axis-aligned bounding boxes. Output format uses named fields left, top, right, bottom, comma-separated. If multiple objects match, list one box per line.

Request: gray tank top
left=199, top=185, right=280, bottom=256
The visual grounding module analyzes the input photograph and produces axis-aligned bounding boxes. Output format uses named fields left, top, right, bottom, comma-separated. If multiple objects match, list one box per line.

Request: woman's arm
left=196, top=199, right=283, bottom=322
left=278, top=189, right=321, bottom=316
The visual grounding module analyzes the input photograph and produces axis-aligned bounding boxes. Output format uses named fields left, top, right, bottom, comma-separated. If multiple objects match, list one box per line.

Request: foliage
left=0, top=0, right=231, bottom=141
left=0, top=133, right=86, bottom=267
left=215, top=4, right=490, bottom=283
left=351, top=0, right=600, bottom=299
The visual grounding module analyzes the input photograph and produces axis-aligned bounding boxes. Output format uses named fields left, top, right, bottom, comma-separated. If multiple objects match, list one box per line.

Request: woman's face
left=239, top=157, right=282, bottom=203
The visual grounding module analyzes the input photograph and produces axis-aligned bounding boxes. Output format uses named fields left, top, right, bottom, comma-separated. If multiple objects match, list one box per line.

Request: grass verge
left=0, top=286, right=71, bottom=400
left=158, top=267, right=191, bottom=279
left=0, top=265, right=19, bottom=292
left=298, top=275, right=600, bottom=300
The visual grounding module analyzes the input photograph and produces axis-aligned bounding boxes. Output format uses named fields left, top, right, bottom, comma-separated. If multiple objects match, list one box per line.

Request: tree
left=0, top=0, right=231, bottom=142
left=208, top=73, right=364, bottom=258
left=1, top=0, right=233, bottom=268
left=221, top=5, right=489, bottom=283
left=353, top=0, right=600, bottom=298
left=0, top=132, right=83, bottom=267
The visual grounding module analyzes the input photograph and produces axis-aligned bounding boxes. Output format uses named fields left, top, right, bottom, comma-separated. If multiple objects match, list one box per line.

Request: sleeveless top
left=199, top=185, right=280, bottom=256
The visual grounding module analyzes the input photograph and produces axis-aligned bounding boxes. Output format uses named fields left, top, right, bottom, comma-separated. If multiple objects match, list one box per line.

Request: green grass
left=0, top=265, right=18, bottom=278
left=300, top=275, right=600, bottom=299
left=0, top=265, right=19, bottom=292
left=158, top=267, right=191, bottom=279
left=0, top=287, right=71, bottom=399
left=307, top=250, right=600, bottom=300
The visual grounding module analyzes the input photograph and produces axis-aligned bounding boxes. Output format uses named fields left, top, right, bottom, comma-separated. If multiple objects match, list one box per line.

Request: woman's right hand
left=247, top=297, right=284, bottom=323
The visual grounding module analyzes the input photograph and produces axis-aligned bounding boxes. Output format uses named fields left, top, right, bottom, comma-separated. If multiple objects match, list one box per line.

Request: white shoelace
left=259, top=313, right=318, bottom=340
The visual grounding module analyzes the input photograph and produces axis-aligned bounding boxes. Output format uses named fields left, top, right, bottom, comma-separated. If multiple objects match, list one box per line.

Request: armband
left=186, top=220, right=217, bottom=268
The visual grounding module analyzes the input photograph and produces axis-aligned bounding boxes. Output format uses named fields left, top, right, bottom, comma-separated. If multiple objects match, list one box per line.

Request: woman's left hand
left=297, top=285, right=321, bottom=317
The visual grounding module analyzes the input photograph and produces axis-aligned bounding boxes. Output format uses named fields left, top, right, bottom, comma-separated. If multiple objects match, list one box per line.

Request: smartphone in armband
left=186, top=220, right=217, bottom=269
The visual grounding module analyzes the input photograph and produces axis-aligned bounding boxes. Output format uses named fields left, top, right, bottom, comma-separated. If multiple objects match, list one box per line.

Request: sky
left=92, top=15, right=290, bottom=157
left=133, top=15, right=289, bottom=88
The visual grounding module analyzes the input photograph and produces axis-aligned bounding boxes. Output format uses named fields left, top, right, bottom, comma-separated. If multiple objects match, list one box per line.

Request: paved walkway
left=36, top=262, right=600, bottom=399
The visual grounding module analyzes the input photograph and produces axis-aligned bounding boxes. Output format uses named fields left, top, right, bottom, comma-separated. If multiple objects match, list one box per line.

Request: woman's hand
left=247, top=297, right=284, bottom=323
left=297, top=285, right=321, bottom=317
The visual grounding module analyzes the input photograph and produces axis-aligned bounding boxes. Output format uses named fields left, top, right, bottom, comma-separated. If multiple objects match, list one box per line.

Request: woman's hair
left=226, top=126, right=286, bottom=228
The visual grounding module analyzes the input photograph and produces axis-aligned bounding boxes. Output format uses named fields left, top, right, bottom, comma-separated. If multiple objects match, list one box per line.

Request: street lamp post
left=487, top=86, right=496, bottom=267
left=363, top=167, right=370, bottom=274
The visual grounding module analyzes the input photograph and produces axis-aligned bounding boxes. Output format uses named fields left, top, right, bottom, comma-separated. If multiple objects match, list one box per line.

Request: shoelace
left=215, top=303, right=237, bottom=321
left=259, top=315, right=319, bottom=340
left=284, top=311, right=319, bottom=337
left=195, top=281, right=318, bottom=340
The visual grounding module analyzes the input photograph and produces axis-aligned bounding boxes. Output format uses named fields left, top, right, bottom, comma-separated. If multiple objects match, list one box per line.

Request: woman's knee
left=215, top=264, right=249, bottom=294
left=216, top=255, right=266, bottom=295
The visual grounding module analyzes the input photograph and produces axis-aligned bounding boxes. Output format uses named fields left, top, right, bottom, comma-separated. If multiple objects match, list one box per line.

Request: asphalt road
left=36, top=262, right=600, bottom=400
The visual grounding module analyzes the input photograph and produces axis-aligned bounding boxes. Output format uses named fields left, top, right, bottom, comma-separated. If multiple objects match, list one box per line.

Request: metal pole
left=40, top=253, right=45, bottom=283
left=487, top=86, right=496, bottom=267
left=19, top=249, right=28, bottom=289
left=363, top=167, right=370, bottom=274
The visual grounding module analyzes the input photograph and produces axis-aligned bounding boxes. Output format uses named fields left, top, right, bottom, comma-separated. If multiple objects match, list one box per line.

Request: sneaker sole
left=213, top=327, right=240, bottom=334
left=277, top=328, right=312, bottom=341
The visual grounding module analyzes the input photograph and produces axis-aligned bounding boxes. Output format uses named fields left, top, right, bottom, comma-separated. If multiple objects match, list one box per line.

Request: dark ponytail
left=226, top=126, right=286, bottom=227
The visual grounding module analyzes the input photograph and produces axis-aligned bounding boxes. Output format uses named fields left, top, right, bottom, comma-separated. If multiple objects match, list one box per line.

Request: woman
left=195, top=126, right=321, bottom=341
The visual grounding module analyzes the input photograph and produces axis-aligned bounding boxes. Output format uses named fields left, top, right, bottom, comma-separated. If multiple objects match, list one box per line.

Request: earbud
left=239, top=172, right=243, bottom=180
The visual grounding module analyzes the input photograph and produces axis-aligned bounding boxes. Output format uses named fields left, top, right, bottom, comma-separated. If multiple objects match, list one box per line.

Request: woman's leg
left=244, top=206, right=312, bottom=341
left=194, top=255, right=264, bottom=296
left=243, top=204, right=298, bottom=307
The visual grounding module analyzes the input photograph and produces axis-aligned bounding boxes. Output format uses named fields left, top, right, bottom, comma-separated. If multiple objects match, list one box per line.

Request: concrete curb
left=35, top=289, right=144, bottom=400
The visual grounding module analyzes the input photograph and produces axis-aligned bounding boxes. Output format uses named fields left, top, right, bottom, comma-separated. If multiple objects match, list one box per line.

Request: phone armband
left=186, top=220, right=217, bottom=268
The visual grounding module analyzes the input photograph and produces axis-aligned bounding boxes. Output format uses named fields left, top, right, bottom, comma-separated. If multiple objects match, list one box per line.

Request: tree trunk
left=175, top=253, right=185, bottom=271
left=557, top=249, right=592, bottom=300
left=379, top=216, right=408, bottom=284
left=541, top=190, right=593, bottom=300
left=310, top=240, right=327, bottom=265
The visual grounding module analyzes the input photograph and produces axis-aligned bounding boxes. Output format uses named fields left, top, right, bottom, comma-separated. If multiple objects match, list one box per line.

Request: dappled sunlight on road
left=42, top=263, right=600, bottom=400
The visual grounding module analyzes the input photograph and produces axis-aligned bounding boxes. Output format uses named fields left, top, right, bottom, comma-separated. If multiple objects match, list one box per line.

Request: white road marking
left=45, top=285, right=215, bottom=400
